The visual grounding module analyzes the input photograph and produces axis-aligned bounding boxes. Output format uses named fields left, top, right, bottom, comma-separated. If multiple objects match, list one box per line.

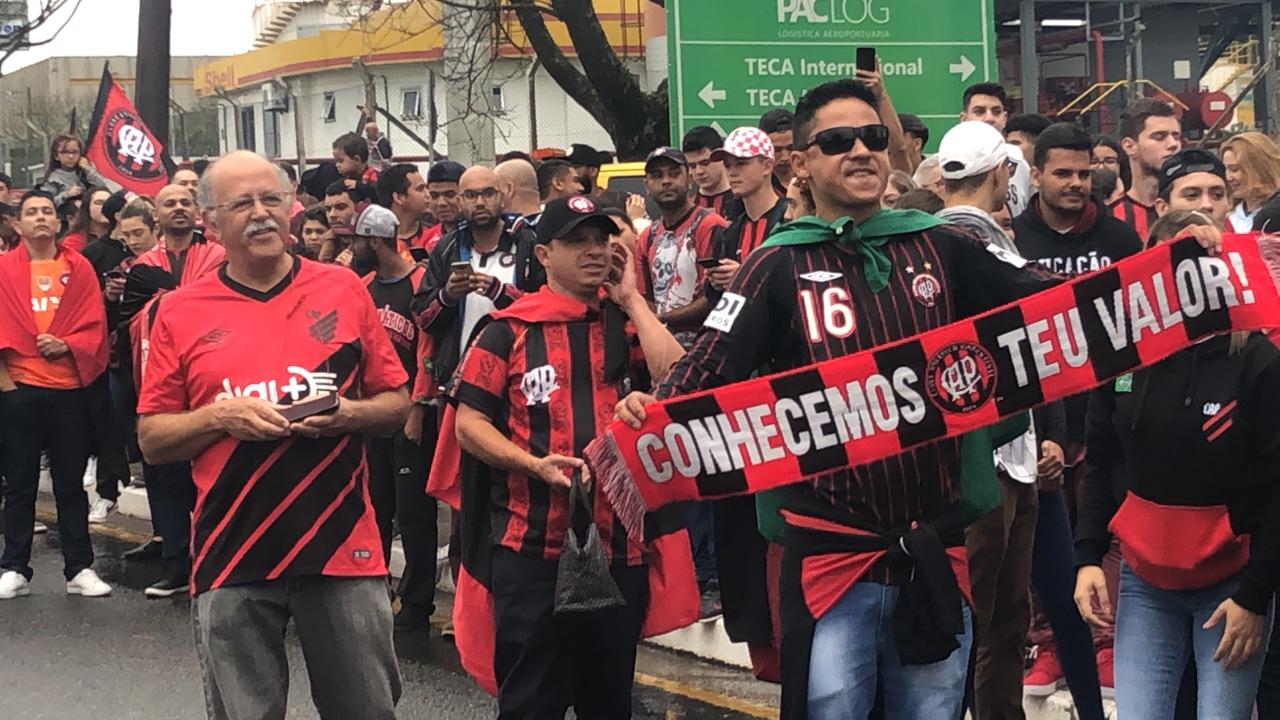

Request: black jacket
left=412, top=222, right=545, bottom=389
left=1077, top=334, right=1280, bottom=613
left=1014, top=195, right=1143, bottom=441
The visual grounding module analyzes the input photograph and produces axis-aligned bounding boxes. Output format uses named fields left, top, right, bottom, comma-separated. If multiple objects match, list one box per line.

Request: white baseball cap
left=354, top=204, right=399, bottom=239
left=936, top=121, right=1012, bottom=180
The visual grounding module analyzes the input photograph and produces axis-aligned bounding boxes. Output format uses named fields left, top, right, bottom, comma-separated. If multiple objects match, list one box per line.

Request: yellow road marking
left=51, top=512, right=777, bottom=718
left=633, top=672, right=776, bottom=719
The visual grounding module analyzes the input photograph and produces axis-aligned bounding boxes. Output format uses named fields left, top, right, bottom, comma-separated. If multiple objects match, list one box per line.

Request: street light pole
left=136, top=0, right=172, bottom=148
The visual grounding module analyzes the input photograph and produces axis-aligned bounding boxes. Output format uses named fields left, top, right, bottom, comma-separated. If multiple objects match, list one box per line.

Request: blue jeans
left=1115, top=563, right=1274, bottom=720
left=808, top=582, right=973, bottom=720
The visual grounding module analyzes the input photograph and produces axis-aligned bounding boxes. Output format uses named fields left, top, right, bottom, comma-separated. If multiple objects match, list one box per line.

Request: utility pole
left=136, top=0, right=172, bottom=147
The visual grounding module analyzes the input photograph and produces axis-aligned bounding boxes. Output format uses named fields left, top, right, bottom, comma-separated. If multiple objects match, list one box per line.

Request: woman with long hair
left=1075, top=209, right=1279, bottom=719
left=39, top=135, right=114, bottom=208
left=1092, top=135, right=1132, bottom=200
left=1221, top=132, right=1280, bottom=231
left=60, top=186, right=112, bottom=254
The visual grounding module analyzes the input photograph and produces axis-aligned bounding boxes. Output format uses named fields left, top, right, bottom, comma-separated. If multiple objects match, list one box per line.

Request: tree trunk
left=136, top=0, right=172, bottom=147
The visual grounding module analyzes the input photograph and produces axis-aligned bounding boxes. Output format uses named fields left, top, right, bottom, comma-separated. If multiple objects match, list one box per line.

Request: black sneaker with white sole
left=145, top=562, right=190, bottom=598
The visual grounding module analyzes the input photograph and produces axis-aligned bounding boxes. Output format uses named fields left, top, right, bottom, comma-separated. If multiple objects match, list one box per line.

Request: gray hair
left=196, top=152, right=292, bottom=222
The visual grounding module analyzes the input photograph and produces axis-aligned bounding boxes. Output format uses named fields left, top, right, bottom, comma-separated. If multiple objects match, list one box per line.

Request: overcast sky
left=6, top=0, right=256, bottom=72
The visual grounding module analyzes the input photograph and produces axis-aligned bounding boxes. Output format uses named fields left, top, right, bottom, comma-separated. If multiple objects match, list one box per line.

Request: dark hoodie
left=1076, top=333, right=1280, bottom=614
left=1013, top=194, right=1143, bottom=440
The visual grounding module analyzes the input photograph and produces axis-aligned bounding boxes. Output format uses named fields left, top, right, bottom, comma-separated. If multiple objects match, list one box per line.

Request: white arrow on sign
left=949, top=55, right=976, bottom=82
left=698, top=81, right=727, bottom=109
left=710, top=121, right=728, bottom=136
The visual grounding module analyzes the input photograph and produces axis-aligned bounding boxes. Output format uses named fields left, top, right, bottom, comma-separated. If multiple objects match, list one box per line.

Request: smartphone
left=104, top=270, right=126, bottom=281
left=696, top=257, right=721, bottom=269
left=450, top=261, right=472, bottom=276
left=856, top=46, right=876, bottom=73
left=280, top=393, right=339, bottom=423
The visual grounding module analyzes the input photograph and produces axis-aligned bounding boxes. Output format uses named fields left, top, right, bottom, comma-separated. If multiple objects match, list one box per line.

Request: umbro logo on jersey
left=521, top=364, right=560, bottom=406
left=309, top=309, right=339, bottom=344
left=215, top=366, right=339, bottom=403
left=200, top=328, right=229, bottom=345
left=800, top=271, right=842, bottom=283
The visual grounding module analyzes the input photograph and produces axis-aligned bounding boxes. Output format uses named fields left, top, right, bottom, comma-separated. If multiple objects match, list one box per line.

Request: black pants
left=0, top=384, right=93, bottom=580
left=148, top=462, right=194, bottom=564
left=368, top=424, right=439, bottom=612
left=492, top=547, right=648, bottom=720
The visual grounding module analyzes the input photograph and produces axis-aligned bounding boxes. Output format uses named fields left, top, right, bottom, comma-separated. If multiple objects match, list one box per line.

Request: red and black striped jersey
left=366, top=265, right=429, bottom=387
left=1110, top=194, right=1158, bottom=240
left=137, top=258, right=409, bottom=595
left=453, top=292, right=649, bottom=564
left=695, top=188, right=743, bottom=221
left=656, top=226, right=1057, bottom=572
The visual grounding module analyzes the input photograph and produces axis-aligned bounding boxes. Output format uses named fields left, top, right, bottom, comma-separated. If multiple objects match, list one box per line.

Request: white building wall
left=215, top=58, right=621, bottom=163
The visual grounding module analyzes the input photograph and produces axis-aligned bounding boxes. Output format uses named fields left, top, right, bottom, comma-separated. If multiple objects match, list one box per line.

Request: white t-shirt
left=1006, top=145, right=1033, bottom=219
left=459, top=248, right=518, bottom=354
left=1228, top=202, right=1257, bottom=232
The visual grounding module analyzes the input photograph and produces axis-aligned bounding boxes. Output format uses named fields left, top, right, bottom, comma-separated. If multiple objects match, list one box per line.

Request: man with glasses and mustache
left=413, top=166, right=544, bottom=406
left=137, top=151, right=410, bottom=719
left=617, top=79, right=1087, bottom=720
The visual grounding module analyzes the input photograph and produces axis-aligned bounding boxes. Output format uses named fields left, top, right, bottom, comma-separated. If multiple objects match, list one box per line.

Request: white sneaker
left=32, top=521, right=48, bottom=535
left=88, top=498, right=117, bottom=524
left=0, top=570, right=30, bottom=599
left=83, top=457, right=98, bottom=490
left=66, top=568, right=112, bottom=597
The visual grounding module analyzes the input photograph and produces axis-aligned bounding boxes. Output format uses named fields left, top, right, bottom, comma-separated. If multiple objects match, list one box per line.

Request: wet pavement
left=0, top=504, right=779, bottom=719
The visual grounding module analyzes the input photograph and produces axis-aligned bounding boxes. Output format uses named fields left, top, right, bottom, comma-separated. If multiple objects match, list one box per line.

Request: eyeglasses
left=1092, top=157, right=1120, bottom=168
left=461, top=187, right=499, bottom=201
left=800, top=125, right=891, bottom=155
left=214, top=191, right=290, bottom=215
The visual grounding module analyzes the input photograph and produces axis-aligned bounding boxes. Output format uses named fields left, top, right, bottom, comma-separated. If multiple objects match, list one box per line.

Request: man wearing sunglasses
left=413, top=165, right=545, bottom=413
left=622, top=79, right=1079, bottom=720
left=1154, top=149, right=1231, bottom=228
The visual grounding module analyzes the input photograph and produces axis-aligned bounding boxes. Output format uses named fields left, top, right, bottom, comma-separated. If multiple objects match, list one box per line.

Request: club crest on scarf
left=926, top=341, right=997, bottom=413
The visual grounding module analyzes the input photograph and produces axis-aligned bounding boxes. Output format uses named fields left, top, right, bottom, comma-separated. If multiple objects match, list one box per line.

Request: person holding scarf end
left=447, top=196, right=696, bottom=718
left=614, top=79, right=1226, bottom=720
left=1074, top=210, right=1280, bottom=719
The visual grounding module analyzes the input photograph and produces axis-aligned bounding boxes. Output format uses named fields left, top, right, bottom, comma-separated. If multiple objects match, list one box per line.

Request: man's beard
left=350, top=246, right=379, bottom=275
left=469, top=212, right=499, bottom=230
left=579, top=174, right=595, bottom=194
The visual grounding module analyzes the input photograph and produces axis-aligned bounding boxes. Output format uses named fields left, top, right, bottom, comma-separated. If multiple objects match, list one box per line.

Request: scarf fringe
left=588, top=431, right=649, bottom=541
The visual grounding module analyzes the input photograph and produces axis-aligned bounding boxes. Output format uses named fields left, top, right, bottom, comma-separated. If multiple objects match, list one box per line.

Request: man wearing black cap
left=759, top=108, right=796, bottom=192
left=566, top=143, right=608, bottom=197
left=451, top=195, right=685, bottom=718
left=422, top=160, right=466, bottom=251
left=1154, top=148, right=1231, bottom=227
left=635, top=147, right=729, bottom=344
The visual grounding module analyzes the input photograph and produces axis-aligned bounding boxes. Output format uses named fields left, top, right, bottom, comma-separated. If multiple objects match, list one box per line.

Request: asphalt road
left=0, top=510, right=778, bottom=720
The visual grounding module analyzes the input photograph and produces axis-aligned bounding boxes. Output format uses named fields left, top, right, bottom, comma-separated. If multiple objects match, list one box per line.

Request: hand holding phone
left=696, top=257, right=721, bottom=269
left=450, top=261, right=473, bottom=276
left=856, top=47, right=877, bottom=73
left=279, top=393, right=339, bottom=423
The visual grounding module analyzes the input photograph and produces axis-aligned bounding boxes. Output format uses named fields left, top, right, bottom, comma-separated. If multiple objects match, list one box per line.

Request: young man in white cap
left=935, top=120, right=1068, bottom=720
left=706, top=127, right=790, bottom=294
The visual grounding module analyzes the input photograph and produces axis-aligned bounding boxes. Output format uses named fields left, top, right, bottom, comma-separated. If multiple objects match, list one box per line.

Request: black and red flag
left=85, top=65, right=172, bottom=197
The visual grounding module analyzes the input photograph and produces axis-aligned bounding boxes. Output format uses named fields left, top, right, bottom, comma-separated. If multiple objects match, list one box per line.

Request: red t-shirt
left=137, top=258, right=409, bottom=595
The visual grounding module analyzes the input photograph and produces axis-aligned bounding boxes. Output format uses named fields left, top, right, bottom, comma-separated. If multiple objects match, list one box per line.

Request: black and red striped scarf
left=589, top=234, right=1280, bottom=538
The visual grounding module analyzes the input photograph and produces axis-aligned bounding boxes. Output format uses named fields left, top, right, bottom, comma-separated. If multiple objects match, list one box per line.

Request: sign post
left=667, top=0, right=996, bottom=150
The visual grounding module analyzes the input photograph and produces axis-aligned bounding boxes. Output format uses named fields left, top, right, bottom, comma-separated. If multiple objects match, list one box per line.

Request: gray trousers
left=192, top=575, right=401, bottom=720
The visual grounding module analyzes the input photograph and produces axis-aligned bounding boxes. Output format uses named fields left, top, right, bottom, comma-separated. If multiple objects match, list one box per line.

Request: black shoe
left=394, top=602, right=433, bottom=631
left=123, top=538, right=164, bottom=561
left=144, top=562, right=189, bottom=598
left=699, top=587, right=723, bottom=623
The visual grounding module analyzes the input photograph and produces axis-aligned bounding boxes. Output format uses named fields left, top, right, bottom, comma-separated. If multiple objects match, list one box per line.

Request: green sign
left=667, top=0, right=996, bottom=150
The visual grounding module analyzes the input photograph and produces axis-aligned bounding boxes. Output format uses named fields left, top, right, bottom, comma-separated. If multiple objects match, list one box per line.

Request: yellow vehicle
left=596, top=161, right=659, bottom=218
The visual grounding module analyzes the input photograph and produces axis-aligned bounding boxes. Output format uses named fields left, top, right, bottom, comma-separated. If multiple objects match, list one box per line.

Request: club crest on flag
left=85, top=64, right=172, bottom=197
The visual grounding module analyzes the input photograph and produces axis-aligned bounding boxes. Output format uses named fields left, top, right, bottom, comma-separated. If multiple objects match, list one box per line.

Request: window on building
left=322, top=92, right=336, bottom=123
left=489, top=86, right=505, bottom=113
left=402, top=89, right=421, bottom=119
left=263, top=108, right=281, bottom=158
left=239, top=106, right=257, bottom=151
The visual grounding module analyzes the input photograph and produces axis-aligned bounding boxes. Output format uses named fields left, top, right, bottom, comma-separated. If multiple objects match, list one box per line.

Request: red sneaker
left=1096, top=647, right=1115, bottom=699
left=1024, top=645, right=1063, bottom=697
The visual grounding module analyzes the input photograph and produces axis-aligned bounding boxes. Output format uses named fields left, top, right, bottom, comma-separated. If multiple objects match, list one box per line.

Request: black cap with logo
left=1158, top=148, right=1226, bottom=197
left=536, top=196, right=618, bottom=245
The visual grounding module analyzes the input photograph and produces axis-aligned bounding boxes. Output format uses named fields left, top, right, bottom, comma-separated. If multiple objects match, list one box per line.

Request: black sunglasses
left=801, top=125, right=891, bottom=155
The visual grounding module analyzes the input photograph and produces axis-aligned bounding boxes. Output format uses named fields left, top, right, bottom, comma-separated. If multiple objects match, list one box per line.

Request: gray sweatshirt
left=40, top=165, right=116, bottom=206
left=936, top=204, right=1021, bottom=257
